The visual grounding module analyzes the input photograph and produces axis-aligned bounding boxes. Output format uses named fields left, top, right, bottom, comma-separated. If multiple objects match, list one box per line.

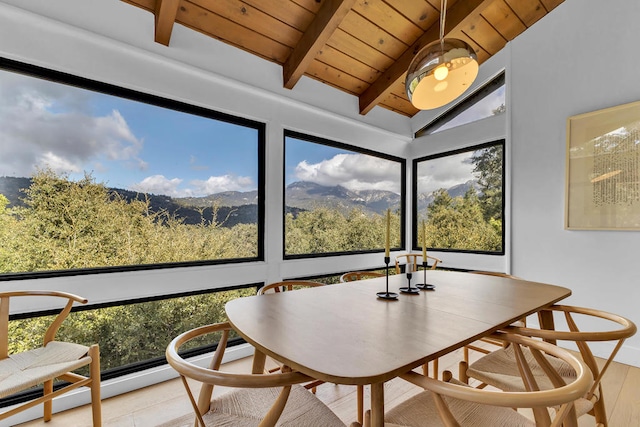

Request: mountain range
left=0, top=177, right=476, bottom=227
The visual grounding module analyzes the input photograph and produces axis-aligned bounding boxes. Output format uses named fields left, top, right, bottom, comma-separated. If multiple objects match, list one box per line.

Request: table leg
left=252, top=348, right=267, bottom=374
left=538, top=309, right=557, bottom=345
left=370, top=382, right=384, bottom=427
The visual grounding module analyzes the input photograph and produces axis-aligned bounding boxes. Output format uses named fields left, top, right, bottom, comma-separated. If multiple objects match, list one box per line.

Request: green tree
left=0, top=169, right=258, bottom=273
left=285, top=206, right=400, bottom=255
left=1, top=170, right=263, bottom=371
left=425, top=188, right=501, bottom=251
left=471, top=145, right=503, bottom=222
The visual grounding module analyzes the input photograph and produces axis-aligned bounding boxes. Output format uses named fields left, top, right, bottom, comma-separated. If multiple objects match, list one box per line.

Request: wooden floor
left=18, top=345, right=640, bottom=427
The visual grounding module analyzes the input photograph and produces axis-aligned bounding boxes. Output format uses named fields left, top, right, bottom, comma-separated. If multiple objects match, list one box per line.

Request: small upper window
left=416, top=73, right=505, bottom=137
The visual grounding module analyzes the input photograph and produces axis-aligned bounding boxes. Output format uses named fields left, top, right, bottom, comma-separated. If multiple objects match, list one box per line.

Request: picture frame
left=565, top=100, right=640, bottom=230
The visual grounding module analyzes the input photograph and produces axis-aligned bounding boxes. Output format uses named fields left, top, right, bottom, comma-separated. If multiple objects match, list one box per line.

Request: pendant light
left=406, top=0, right=478, bottom=110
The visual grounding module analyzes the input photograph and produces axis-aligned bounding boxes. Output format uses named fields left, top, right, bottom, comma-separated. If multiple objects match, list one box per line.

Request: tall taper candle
left=385, top=209, right=390, bottom=257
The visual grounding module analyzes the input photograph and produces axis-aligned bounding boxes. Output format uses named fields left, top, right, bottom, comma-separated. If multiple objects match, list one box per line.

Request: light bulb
left=434, top=64, right=449, bottom=81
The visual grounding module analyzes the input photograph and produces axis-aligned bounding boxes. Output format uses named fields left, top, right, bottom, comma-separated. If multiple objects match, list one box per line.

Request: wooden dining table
left=225, top=270, right=571, bottom=427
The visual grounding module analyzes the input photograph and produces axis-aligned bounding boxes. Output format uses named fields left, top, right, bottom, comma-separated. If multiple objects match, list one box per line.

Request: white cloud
left=131, top=174, right=254, bottom=197
left=416, top=151, right=475, bottom=196
left=39, top=152, right=83, bottom=174
left=0, top=73, right=144, bottom=177
left=131, top=175, right=185, bottom=197
left=294, top=153, right=401, bottom=193
left=190, top=175, right=254, bottom=195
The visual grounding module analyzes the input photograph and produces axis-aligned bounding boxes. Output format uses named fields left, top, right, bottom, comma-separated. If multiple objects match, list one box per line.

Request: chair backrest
left=166, top=322, right=321, bottom=427
left=257, top=280, right=325, bottom=295
left=400, top=331, right=594, bottom=427
left=0, top=290, right=87, bottom=359
left=508, top=304, right=636, bottom=404
left=339, top=271, right=384, bottom=282
left=394, top=253, right=441, bottom=274
left=0, top=291, right=100, bottom=426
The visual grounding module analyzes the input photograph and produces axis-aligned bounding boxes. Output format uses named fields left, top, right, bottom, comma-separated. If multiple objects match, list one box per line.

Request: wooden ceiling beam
left=358, top=0, right=492, bottom=115
left=283, top=0, right=357, bottom=89
left=154, top=0, right=181, bottom=46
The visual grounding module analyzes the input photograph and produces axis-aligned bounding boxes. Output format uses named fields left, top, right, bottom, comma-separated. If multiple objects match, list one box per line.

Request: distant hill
left=1, top=176, right=476, bottom=226
left=416, top=180, right=480, bottom=213
left=175, top=190, right=258, bottom=208
left=285, top=181, right=401, bottom=214
left=0, top=176, right=31, bottom=207
left=0, top=176, right=258, bottom=227
left=113, top=188, right=259, bottom=227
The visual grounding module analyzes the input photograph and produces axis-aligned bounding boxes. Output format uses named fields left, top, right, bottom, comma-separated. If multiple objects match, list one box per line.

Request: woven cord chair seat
left=385, top=378, right=536, bottom=427
left=466, top=344, right=595, bottom=417
left=203, top=384, right=345, bottom=427
left=0, top=341, right=91, bottom=398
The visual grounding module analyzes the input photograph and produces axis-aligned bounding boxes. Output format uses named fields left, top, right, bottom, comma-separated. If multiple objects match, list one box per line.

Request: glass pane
left=0, top=66, right=263, bottom=276
left=284, top=134, right=403, bottom=256
left=415, top=142, right=504, bottom=253
left=429, top=86, right=505, bottom=134
left=417, top=73, right=505, bottom=137
left=8, top=287, right=255, bottom=372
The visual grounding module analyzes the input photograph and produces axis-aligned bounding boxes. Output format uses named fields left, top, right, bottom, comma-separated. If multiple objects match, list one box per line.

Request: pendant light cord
left=440, top=0, right=447, bottom=51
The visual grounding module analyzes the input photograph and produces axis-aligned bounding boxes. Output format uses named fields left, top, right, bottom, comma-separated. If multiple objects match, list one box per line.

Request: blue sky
left=0, top=67, right=480, bottom=199
left=0, top=69, right=258, bottom=197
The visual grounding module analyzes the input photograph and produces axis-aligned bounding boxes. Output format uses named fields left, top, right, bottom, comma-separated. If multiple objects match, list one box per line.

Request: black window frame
left=283, top=130, right=406, bottom=260
left=412, top=139, right=506, bottom=255
left=0, top=57, right=266, bottom=281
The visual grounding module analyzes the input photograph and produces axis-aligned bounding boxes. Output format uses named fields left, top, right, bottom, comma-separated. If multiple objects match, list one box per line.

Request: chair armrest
left=0, top=291, right=88, bottom=350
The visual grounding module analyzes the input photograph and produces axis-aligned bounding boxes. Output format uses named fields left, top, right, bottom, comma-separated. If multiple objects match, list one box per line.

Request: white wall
left=509, top=0, right=640, bottom=366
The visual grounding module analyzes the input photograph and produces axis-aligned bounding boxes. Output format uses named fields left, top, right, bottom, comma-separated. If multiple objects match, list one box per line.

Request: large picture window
left=284, top=131, right=405, bottom=257
left=413, top=141, right=505, bottom=254
left=0, top=59, right=264, bottom=278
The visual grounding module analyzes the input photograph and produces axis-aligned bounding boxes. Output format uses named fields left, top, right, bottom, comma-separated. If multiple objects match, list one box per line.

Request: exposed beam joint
left=283, top=0, right=356, bottom=89
left=359, top=0, right=492, bottom=115
left=154, top=0, right=181, bottom=46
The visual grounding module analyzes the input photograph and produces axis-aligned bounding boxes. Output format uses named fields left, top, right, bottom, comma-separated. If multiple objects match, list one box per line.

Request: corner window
left=284, top=131, right=405, bottom=258
left=413, top=141, right=505, bottom=254
left=0, top=58, right=265, bottom=278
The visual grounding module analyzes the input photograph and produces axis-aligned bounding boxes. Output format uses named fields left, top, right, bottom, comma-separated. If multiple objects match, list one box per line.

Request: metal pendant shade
left=406, top=0, right=478, bottom=110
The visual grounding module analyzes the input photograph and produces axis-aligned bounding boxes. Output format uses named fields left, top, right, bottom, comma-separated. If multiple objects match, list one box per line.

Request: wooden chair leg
left=43, top=379, right=53, bottom=422
left=459, top=361, right=469, bottom=384
left=89, top=344, right=102, bottom=427
left=364, top=409, right=371, bottom=427
left=357, top=385, right=364, bottom=425
left=432, top=358, right=439, bottom=379
left=592, top=384, right=608, bottom=427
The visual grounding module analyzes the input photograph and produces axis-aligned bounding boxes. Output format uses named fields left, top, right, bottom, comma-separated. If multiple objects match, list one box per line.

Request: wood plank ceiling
left=122, top=0, right=564, bottom=118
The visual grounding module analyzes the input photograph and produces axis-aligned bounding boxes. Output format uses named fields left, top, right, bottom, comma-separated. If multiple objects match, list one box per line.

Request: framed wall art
left=566, top=100, right=640, bottom=230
